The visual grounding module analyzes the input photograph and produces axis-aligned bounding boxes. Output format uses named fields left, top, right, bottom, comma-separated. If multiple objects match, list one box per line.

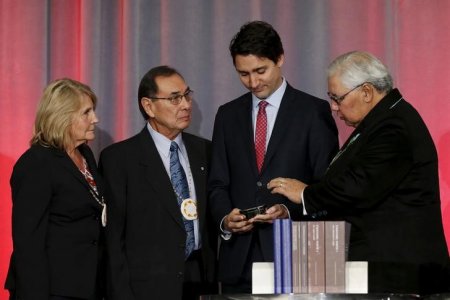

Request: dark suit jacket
left=5, top=143, right=105, bottom=300
left=305, top=88, right=450, bottom=293
left=208, top=83, right=339, bottom=284
left=99, top=128, right=217, bottom=300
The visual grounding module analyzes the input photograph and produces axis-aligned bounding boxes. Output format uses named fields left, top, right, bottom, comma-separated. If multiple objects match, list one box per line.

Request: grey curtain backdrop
left=2, top=4, right=450, bottom=288
left=84, top=0, right=345, bottom=153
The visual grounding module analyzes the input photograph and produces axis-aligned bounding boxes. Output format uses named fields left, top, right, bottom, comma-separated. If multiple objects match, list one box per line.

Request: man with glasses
left=269, top=51, right=449, bottom=294
left=100, top=66, right=217, bottom=299
left=208, top=21, right=339, bottom=293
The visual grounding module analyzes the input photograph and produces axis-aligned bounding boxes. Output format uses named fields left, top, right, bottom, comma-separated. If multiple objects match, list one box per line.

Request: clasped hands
left=223, top=204, right=288, bottom=233
left=223, top=177, right=307, bottom=234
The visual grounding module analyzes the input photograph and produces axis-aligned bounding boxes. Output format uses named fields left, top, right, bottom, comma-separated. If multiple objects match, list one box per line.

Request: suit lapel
left=237, top=95, right=259, bottom=177
left=54, top=147, right=92, bottom=191
left=262, top=85, right=295, bottom=173
left=56, top=145, right=104, bottom=210
left=79, top=144, right=105, bottom=199
left=137, top=129, right=185, bottom=230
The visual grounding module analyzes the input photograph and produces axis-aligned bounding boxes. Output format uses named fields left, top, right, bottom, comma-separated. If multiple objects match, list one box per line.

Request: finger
left=230, top=208, right=242, bottom=216
left=268, top=182, right=284, bottom=189
left=235, top=223, right=254, bottom=233
left=267, top=177, right=282, bottom=189
left=229, top=219, right=248, bottom=230
left=265, top=204, right=278, bottom=214
left=266, top=205, right=284, bottom=218
left=230, top=209, right=246, bottom=221
left=251, top=213, right=272, bottom=222
left=228, top=215, right=243, bottom=224
left=270, top=186, right=286, bottom=196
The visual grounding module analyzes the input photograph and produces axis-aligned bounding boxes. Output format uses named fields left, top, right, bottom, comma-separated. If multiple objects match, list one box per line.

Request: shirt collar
left=252, top=77, right=287, bottom=110
left=147, top=123, right=184, bottom=158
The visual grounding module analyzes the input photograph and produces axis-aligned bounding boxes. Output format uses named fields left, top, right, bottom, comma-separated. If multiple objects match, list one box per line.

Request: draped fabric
left=1, top=1, right=450, bottom=297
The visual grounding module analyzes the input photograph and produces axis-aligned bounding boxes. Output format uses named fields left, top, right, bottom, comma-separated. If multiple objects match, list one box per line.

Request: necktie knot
left=170, top=141, right=179, bottom=153
left=259, top=100, right=268, bottom=110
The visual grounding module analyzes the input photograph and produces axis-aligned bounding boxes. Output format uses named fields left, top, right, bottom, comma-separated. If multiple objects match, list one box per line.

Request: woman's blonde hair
left=31, top=78, right=97, bottom=150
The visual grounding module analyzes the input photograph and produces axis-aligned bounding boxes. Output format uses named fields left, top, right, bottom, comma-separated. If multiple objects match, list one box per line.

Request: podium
left=200, top=293, right=450, bottom=300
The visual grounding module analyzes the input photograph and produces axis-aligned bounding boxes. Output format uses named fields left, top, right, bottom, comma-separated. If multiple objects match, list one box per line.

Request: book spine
left=273, top=219, right=283, bottom=294
left=325, top=221, right=346, bottom=293
left=299, top=221, right=308, bottom=293
left=307, top=221, right=325, bottom=293
left=292, top=221, right=300, bottom=294
left=281, top=219, right=292, bottom=293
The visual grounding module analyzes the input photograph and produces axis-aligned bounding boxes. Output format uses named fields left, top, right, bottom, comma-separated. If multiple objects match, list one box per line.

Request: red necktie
left=255, top=101, right=268, bottom=173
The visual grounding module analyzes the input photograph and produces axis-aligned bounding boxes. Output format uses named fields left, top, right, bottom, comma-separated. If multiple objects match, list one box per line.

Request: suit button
left=256, top=181, right=262, bottom=187
left=92, top=240, right=97, bottom=245
left=177, top=272, right=184, bottom=278
left=93, top=214, right=99, bottom=220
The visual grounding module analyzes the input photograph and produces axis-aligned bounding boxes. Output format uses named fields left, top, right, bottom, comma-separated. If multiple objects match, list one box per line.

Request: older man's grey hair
left=328, top=51, right=393, bottom=93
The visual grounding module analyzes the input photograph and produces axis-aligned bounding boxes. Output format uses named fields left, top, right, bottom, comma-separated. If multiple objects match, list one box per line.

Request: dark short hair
left=229, top=20, right=284, bottom=65
left=137, top=65, right=184, bottom=120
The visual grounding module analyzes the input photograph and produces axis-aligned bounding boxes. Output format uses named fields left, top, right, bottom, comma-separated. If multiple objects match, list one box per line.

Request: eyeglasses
left=150, top=89, right=194, bottom=105
left=327, top=83, right=365, bottom=104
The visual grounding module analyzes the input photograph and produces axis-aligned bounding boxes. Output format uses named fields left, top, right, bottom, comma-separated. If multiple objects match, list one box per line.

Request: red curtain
left=1, top=1, right=449, bottom=298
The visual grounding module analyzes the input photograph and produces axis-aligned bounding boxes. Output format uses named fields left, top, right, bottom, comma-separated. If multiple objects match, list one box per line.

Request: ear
left=276, top=54, right=285, bottom=67
left=361, top=83, right=373, bottom=103
left=141, top=97, right=156, bottom=118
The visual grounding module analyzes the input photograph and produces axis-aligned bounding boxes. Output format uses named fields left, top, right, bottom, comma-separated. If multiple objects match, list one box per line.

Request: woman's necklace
left=79, top=158, right=107, bottom=227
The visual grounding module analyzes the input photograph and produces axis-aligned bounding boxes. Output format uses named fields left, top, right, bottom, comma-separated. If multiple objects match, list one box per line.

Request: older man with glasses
left=269, top=51, right=449, bottom=294
left=100, top=65, right=218, bottom=300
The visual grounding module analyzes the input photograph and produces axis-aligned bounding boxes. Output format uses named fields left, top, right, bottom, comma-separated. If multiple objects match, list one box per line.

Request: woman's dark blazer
left=4, top=143, right=105, bottom=300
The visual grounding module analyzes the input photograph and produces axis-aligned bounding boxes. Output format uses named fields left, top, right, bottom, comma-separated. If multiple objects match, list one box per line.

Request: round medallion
left=181, top=198, right=198, bottom=220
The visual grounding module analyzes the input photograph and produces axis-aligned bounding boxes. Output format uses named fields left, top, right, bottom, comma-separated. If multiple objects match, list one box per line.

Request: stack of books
left=273, top=219, right=351, bottom=294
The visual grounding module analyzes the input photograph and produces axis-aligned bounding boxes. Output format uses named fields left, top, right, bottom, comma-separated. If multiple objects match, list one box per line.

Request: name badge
left=181, top=198, right=197, bottom=220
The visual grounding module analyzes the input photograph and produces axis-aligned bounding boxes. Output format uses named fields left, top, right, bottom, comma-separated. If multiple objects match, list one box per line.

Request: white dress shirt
left=147, top=123, right=200, bottom=249
left=251, top=77, right=287, bottom=147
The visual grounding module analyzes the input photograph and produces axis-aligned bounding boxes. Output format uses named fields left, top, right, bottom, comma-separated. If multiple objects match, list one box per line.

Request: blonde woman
left=5, top=79, right=105, bottom=300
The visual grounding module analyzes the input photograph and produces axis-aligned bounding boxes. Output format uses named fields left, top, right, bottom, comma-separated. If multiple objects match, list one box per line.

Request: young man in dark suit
left=208, top=21, right=339, bottom=293
left=100, top=66, right=217, bottom=300
left=269, top=51, right=450, bottom=294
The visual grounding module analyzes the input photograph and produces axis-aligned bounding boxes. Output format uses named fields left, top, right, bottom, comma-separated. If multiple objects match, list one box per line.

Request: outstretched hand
left=267, top=177, right=306, bottom=204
